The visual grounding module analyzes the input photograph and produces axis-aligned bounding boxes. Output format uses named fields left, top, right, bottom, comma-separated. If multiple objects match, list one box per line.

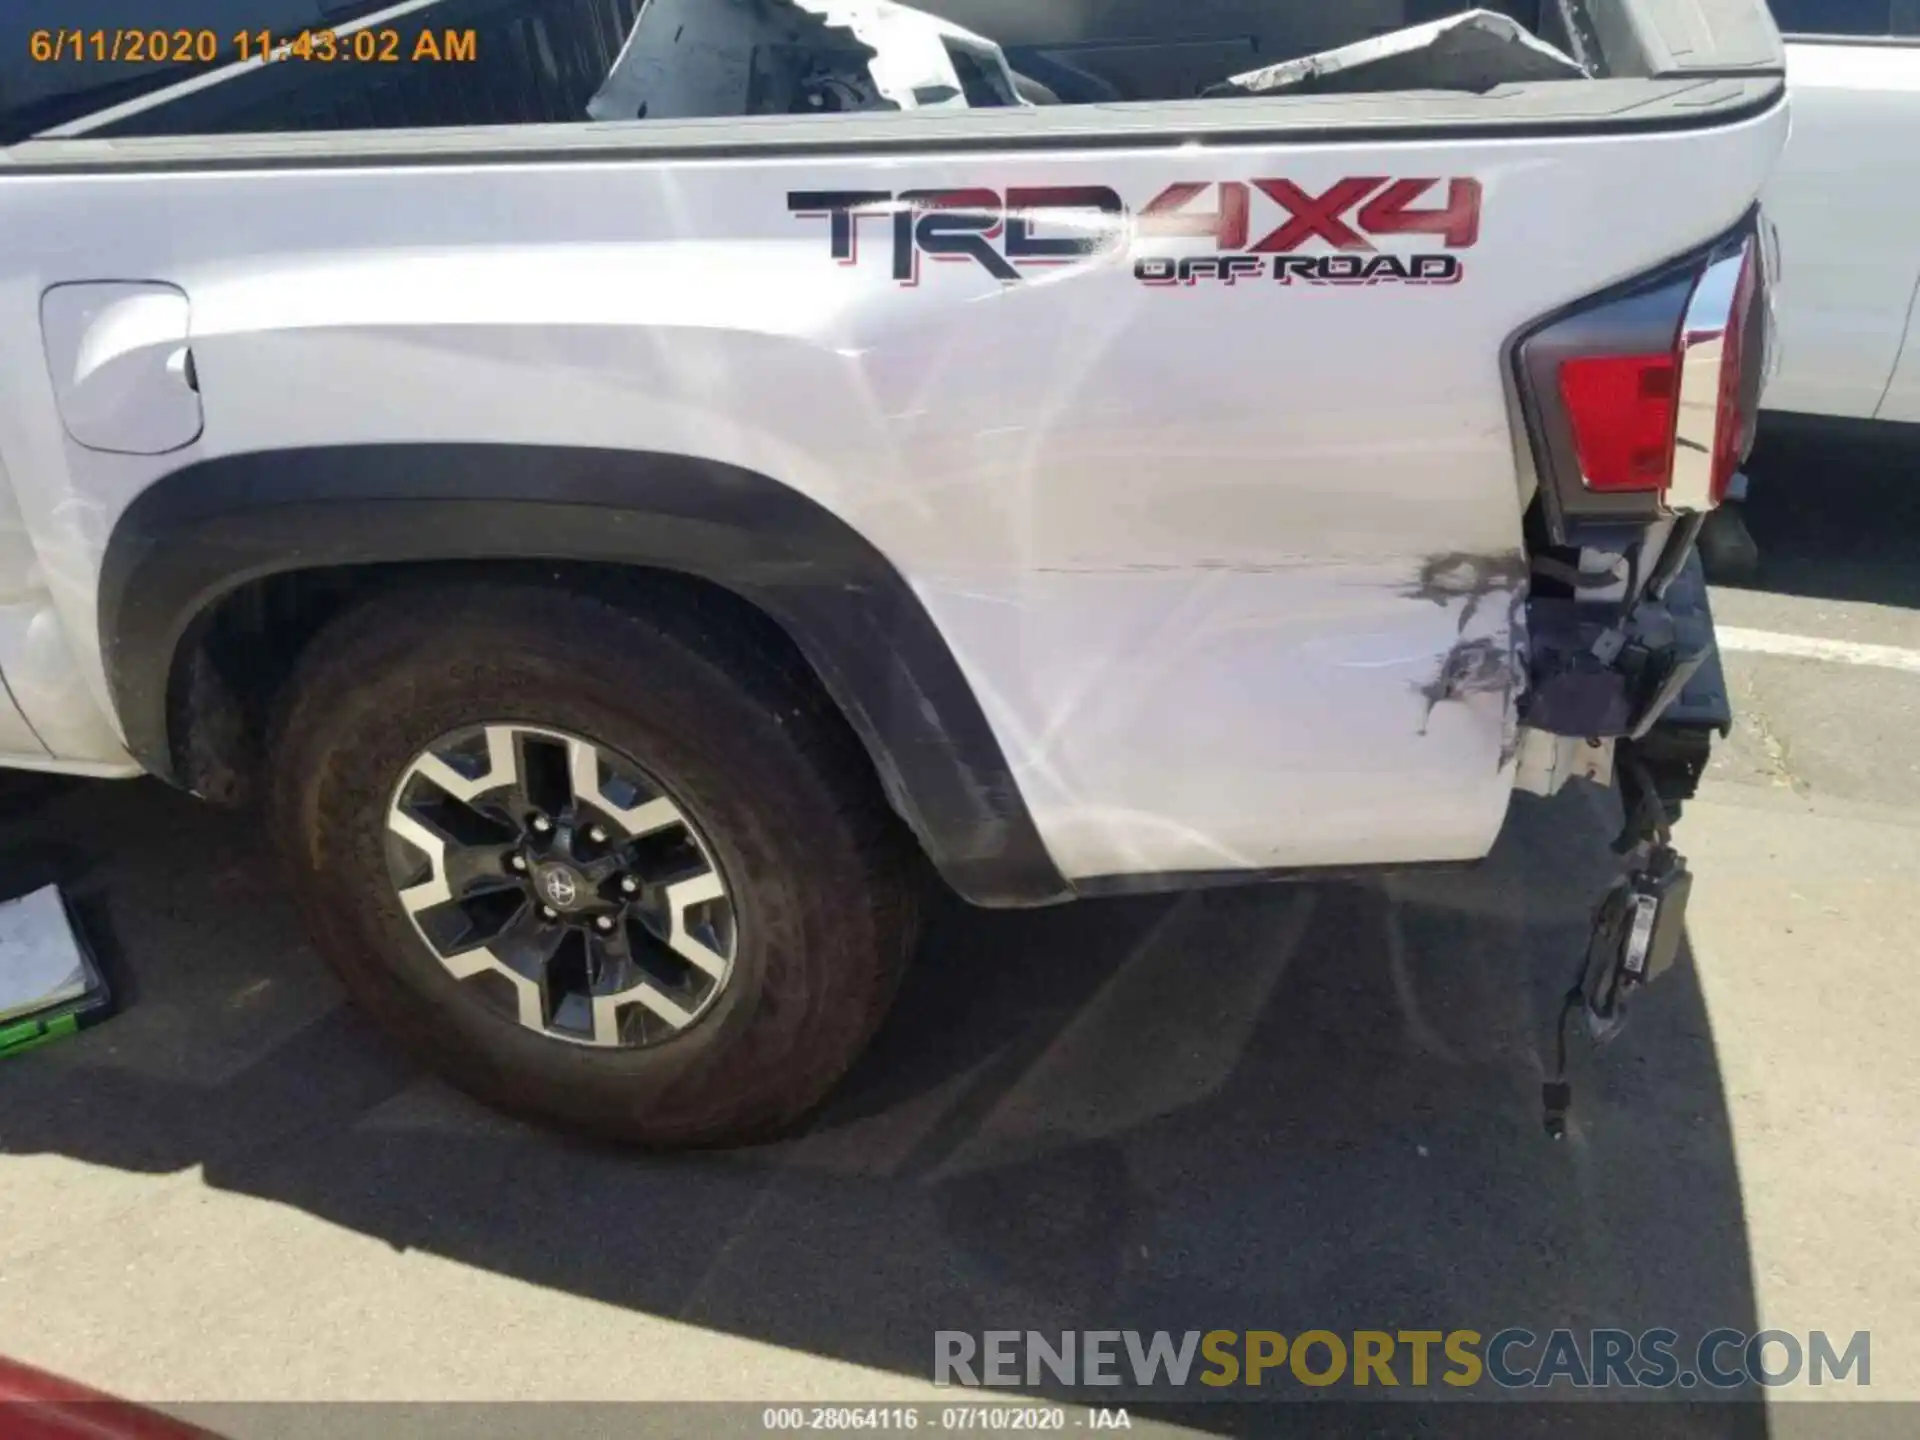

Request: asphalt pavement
left=0, top=424, right=1916, bottom=1437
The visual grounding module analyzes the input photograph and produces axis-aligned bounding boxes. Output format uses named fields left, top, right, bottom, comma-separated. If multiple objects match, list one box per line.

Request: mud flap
left=1620, top=550, right=1731, bottom=836
left=1524, top=554, right=1726, bottom=741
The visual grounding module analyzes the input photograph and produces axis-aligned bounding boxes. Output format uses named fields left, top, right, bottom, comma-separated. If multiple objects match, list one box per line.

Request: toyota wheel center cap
left=535, top=864, right=587, bottom=911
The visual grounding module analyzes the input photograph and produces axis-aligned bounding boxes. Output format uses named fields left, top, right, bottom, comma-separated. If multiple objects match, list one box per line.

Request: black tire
left=268, top=582, right=920, bottom=1147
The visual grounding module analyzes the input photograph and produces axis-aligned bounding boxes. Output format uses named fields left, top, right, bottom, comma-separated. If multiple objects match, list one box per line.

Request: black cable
left=1542, top=966, right=1585, bottom=1138
left=1554, top=982, right=1580, bottom=1080
left=1542, top=881, right=1632, bottom=1137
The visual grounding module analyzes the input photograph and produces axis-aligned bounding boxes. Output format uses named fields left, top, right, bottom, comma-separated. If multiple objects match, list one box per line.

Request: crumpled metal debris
left=587, top=0, right=1028, bottom=122
left=1202, top=8, right=1588, bottom=99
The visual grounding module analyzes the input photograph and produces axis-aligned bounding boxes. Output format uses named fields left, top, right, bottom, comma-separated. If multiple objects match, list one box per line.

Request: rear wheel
left=270, top=583, right=920, bottom=1146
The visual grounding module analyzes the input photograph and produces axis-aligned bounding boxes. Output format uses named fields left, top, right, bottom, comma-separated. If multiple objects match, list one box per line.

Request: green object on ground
left=0, top=1008, right=82, bottom=1057
left=0, top=885, right=110, bottom=1058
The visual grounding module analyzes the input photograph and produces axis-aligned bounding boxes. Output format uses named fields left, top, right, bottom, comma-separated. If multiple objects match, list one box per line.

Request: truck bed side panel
left=0, top=103, right=1786, bottom=879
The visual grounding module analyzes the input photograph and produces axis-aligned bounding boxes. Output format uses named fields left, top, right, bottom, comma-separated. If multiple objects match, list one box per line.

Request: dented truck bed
left=0, top=0, right=1786, bottom=898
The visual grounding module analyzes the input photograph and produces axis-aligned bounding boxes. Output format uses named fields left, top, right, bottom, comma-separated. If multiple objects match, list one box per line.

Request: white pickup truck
left=1762, top=0, right=1920, bottom=425
left=0, top=0, right=1784, bottom=1144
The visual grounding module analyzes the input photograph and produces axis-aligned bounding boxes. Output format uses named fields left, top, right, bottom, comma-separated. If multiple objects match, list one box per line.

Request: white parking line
left=1718, top=627, right=1920, bottom=676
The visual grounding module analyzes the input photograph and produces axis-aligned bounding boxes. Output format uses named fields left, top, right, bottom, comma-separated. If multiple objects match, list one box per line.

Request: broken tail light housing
left=1513, top=213, right=1772, bottom=541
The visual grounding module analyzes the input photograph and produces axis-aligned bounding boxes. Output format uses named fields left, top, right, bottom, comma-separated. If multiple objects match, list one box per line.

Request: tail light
left=1513, top=215, right=1771, bottom=541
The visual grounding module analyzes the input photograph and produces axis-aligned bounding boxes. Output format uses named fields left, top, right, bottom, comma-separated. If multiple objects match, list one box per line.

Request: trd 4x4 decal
left=787, top=178, right=1482, bottom=289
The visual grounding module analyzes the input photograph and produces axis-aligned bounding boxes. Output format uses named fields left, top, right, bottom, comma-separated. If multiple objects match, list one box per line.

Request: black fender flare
left=99, top=443, right=1069, bottom=908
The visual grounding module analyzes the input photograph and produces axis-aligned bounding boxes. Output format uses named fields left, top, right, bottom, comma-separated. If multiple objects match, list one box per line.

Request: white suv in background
left=1764, top=0, right=1920, bottom=424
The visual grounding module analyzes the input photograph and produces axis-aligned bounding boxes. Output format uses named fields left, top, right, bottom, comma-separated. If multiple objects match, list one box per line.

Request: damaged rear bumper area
left=1506, top=207, right=1772, bottom=835
left=1516, top=545, right=1727, bottom=1136
left=1514, top=545, right=1729, bottom=834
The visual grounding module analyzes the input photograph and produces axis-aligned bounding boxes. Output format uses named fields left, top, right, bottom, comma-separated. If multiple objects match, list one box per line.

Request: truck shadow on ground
left=0, top=777, right=1766, bottom=1435
left=1736, top=419, right=1920, bottom=609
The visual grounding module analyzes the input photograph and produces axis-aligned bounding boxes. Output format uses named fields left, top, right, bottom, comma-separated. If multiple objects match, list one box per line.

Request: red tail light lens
left=1556, top=354, right=1679, bottom=493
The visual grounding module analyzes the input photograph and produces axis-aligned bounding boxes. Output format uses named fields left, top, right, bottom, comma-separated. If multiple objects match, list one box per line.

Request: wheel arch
left=99, top=443, right=1068, bottom=908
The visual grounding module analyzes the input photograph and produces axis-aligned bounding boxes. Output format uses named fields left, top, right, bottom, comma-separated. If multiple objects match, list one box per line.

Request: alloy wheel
left=383, top=724, right=737, bottom=1048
